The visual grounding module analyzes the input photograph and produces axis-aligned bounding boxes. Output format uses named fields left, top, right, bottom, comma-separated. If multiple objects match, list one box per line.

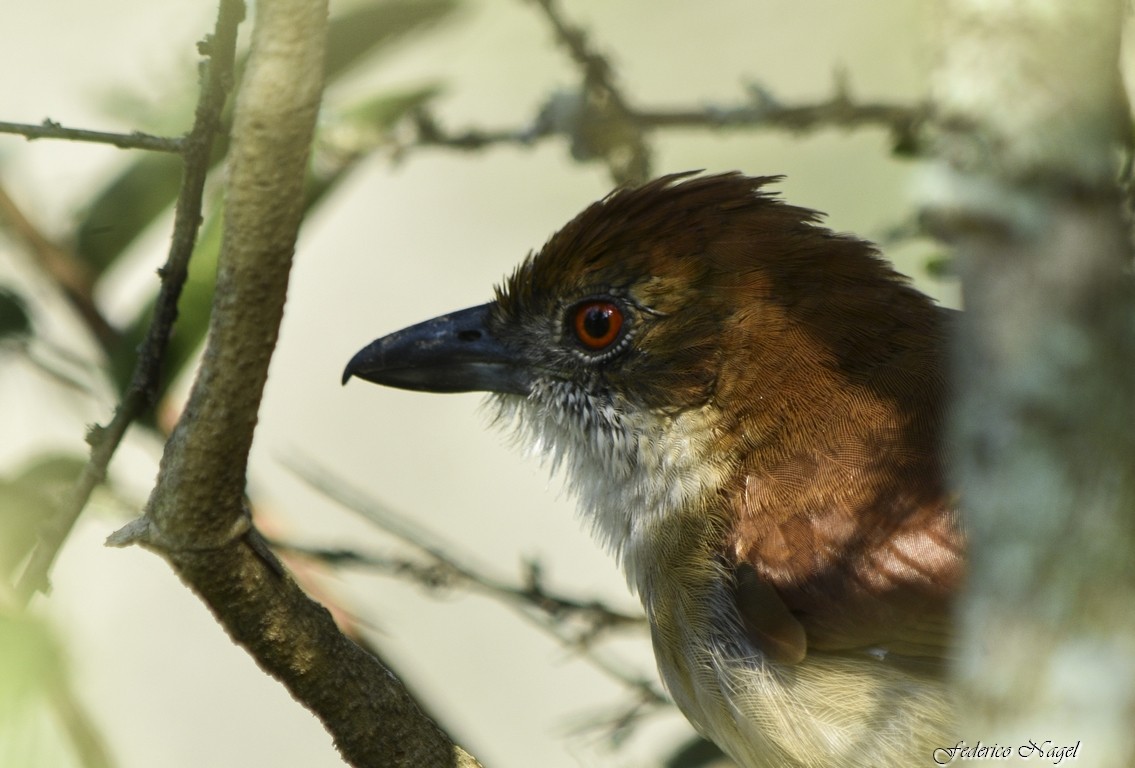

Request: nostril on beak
left=457, top=329, right=482, bottom=342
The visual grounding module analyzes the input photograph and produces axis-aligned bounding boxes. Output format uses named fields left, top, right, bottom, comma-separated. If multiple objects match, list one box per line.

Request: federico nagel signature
left=933, top=739, right=1081, bottom=765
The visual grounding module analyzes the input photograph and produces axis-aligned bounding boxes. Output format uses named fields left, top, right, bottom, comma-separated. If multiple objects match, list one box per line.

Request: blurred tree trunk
left=930, top=1, right=1135, bottom=764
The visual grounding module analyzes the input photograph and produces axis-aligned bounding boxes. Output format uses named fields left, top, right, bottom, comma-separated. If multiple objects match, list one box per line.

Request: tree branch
left=527, top=0, right=630, bottom=115
left=0, top=119, right=183, bottom=152
left=106, top=0, right=481, bottom=765
left=14, top=0, right=244, bottom=605
left=410, top=86, right=927, bottom=157
left=523, top=0, right=650, bottom=184
left=928, top=1, right=1135, bottom=763
left=281, top=457, right=644, bottom=640
left=279, top=457, right=671, bottom=743
left=406, top=0, right=929, bottom=181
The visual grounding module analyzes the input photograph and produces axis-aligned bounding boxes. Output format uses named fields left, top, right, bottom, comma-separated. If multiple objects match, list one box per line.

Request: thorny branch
left=528, top=0, right=630, bottom=113
left=283, top=457, right=671, bottom=736
left=3, top=0, right=925, bottom=192
left=404, top=0, right=926, bottom=183
left=410, top=84, right=927, bottom=158
left=525, top=0, right=649, bottom=183
left=277, top=542, right=643, bottom=643
left=13, top=0, right=245, bottom=605
left=275, top=541, right=670, bottom=731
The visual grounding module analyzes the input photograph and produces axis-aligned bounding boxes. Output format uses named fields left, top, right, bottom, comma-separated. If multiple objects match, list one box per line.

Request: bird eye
left=572, top=300, right=624, bottom=351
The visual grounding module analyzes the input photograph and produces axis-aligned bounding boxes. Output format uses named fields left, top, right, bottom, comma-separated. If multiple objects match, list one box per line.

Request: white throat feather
left=489, top=381, right=729, bottom=588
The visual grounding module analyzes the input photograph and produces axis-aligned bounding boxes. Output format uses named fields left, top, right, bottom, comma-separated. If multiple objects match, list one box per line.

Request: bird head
left=344, top=171, right=946, bottom=560
left=344, top=171, right=958, bottom=766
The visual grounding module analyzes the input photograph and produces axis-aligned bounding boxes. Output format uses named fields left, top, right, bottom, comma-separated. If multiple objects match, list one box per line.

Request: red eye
left=572, top=301, right=624, bottom=350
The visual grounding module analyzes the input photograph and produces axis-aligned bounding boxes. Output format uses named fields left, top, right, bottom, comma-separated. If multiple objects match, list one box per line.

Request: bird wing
left=728, top=465, right=964, bottom=668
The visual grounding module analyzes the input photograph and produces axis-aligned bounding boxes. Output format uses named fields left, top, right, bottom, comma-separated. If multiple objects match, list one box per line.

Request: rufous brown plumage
left=344, top=171, right=963, bottom=767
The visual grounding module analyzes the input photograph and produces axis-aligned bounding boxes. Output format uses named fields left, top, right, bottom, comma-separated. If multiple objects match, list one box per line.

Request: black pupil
left=583, top=306, right=611, bottom=339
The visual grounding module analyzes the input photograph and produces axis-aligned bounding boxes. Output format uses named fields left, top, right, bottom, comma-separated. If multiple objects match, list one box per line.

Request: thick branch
left=111, top=0, right=481, bottom=765
left=14, top=0, right=244, bottom=605
left=928, top=1, right=1135, bottom=764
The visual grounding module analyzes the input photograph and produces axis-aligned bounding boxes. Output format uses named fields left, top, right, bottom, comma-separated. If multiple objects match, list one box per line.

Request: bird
left=343, top=171, right=963, bottom=767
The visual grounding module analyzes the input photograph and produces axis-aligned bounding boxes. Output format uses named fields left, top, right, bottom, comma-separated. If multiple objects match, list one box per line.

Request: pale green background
left=0, top=2, right=950, bottom=766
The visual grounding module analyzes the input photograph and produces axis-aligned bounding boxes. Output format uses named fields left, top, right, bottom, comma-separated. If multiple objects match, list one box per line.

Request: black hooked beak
left=342, top=303, right=532, bottom=395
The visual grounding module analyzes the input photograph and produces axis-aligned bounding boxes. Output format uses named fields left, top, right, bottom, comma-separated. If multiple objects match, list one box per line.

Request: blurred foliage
left=0, top=286, right=32, bottom=340
left=924, top=251, right=954, bottom=279
left=2, top=3, right=460, bottom=765
left=4, top=0, right=463, bottom=589
left=0, top=613, right=63, bottom=722
left=77, top=0, right=458, bottom=402
left=0, top=609, right=108, bottom=768
left=665, top=736, right=733, bottom=768
left=0, top=455, right=87, bottom=583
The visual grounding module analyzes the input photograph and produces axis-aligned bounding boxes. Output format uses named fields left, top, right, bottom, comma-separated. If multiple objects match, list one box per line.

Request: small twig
left=281, top=457, right=665, bottom=712
left=14, top=0, right=244, bottom=605
left=282, top=457, right=643, bottom=632
left=635, top=96, right=928, bottom=143
left=0, top=119, right=184, bottom=153
left=565, top=684, right=671, bottom=748
left=408, top=88, right=928, bottom=166
left=528, top=0, right=629, bottom=114
left=275, top=539, right=668, bottom=717
left=411, top=110, right=535, bottom=151
left=274, top=539, right=643, bottom=642
left=525, top=0, right=651, bottom=184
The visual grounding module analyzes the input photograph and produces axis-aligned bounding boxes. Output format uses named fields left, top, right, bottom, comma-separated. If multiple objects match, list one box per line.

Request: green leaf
left=12, top=453, right=87, bottom=491
left=338, top=84, right=443, bottom=133
left=0, top=613, right=63, bottom=704
left=75, top=153, right=188, bottom=277
left=924, top=252, right=955, bottom=279
left=97, top=0, right=460, bottom=399
left=308, top=83, right=443, bottom=206
left=0, top=454, right=86, bottom=579
left=0, top=612, right=90, bottom=768
left=324, top=0, right=461, bottom=82
left=77, top=0, right=460, bottom=282
left=0, top=287, right=32, bottom=340
left=0, top=483, right=50, bottom=582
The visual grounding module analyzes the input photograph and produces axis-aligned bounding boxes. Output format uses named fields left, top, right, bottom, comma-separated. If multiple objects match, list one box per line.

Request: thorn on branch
left=84, top=423, right=107, bottom=448
left=743, top=81, right=782, bottom=113
left=832, top=65, right=853, bottom=105
left=105, top=517, right=154, bottom=549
